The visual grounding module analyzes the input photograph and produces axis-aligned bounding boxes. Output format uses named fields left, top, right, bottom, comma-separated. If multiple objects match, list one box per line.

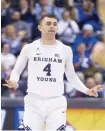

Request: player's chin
left=48, top=32, right=56, bottom=36
left=48, top=31, right=55, bottom=34
left=48, top=30, right=56, bottom=33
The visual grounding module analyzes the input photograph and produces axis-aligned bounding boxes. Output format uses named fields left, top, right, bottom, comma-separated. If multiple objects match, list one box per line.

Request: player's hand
left=86, top=85, right=103, bottom=97
left=2, top=80, right=18, bottom=89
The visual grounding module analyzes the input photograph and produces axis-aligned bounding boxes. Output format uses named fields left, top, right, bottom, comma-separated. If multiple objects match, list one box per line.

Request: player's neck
left=3, top=52, right=8, bottom=55
left=41, top=36, right=56, bottom=45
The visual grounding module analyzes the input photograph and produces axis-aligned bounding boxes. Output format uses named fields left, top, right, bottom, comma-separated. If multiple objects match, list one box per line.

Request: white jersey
left=10, top=39, right=89, bottom=98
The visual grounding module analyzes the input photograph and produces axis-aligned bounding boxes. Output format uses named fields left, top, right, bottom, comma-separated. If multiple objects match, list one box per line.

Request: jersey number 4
left=43, top=63, right=51, bottom=76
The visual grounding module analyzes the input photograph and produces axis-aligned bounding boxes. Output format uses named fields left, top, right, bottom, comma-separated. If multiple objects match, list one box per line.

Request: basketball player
left=3, top=15, right=103, bottom=131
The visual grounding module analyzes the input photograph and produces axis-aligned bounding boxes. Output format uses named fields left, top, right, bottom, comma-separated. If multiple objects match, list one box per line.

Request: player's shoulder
left=56, top=40, right=72, bottom=52
left=22, top=39, right=40, bottom=49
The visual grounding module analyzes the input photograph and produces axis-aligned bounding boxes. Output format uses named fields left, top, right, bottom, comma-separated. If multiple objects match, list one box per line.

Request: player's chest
left=28, top=47, right=65, bottom=66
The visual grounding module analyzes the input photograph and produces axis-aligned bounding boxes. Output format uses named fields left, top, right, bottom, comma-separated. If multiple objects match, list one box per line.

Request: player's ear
left=38, top=25, right=42, bottom=32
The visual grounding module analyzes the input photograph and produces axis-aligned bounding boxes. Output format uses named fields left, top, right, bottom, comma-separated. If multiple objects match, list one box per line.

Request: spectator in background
left=18, top=0, right=35, bottom=23
left=18, top=0, right=40, bottom=40
left=1, top=0, right=14, bottom=28
left=73, top=43, right=91, bottom=77
left=1, top=25, right=23, bottom=56
left=40, top=9, right=48, bottom=18
left=67, top=6, right=77, bottom=21
left=94, top=72, right=103, bottom=85
left=64, top=0, right=77, bottom=21
left=85, top=77, right=97, bottom=89
left=76, top=0, right=103, bottom=31
left=54, top=0, right=64, bottom=7
left=1, top=44, right=16, bottom=77
left=57, top=10, right=79, bottom=46
left=73, top=24, right=98, bottom=54
left=90, top=31, right=105, bottom=69
left=1, top=43, right=27, bottom=97
left=1, top=44, right=16, bottom=96
left=11, top=11, right=32, bottom=40
left=34, top=0, right=64, bottom=21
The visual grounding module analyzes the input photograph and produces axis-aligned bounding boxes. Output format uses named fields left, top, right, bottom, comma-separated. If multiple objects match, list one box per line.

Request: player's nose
left=50, top=26, right=54, bottom=29
left=48, top=26, right=55, bottom=31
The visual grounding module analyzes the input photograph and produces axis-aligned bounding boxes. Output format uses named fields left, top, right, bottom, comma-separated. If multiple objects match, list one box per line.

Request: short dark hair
left=39, top=14, right=57, bottom=24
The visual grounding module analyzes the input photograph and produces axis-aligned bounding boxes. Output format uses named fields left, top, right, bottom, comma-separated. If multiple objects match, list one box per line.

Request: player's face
left=39, top=17, right=58, bottom=37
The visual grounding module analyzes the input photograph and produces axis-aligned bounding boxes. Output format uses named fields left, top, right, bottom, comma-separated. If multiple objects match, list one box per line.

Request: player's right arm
left=3, top=45, right=29, bottom=89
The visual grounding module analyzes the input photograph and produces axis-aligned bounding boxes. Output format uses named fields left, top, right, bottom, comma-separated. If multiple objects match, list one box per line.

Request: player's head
left=38, top=14, right=58, bottom=38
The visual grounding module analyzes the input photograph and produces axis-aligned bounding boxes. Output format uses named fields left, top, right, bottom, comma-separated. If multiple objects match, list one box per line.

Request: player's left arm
left=65, top=47, right=103, bottom=97
left=2, top=45, right=29, bottom=89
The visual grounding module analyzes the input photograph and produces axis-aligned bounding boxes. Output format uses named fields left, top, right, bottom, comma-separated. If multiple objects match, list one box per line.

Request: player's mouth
left=48, top=30, right=55, bottom=32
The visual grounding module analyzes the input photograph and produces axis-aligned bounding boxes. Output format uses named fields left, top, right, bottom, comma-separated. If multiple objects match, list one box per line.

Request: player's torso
left=28, top=41, right=65, bottom=83
left=26, top=40, right=67, bottom=97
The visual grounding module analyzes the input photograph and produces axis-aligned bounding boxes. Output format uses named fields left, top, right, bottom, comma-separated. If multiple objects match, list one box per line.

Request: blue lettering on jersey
left=33, top=57, right=62, bottom=63
left=37, top=77, right=56, bottom=82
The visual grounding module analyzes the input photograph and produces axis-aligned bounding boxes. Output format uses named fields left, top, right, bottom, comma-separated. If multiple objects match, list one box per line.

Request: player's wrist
left=9, top=80, right=19, bottom=89
left=85, top=89, right=90, bottom=95
left=14, top=83, right=19, bottom=89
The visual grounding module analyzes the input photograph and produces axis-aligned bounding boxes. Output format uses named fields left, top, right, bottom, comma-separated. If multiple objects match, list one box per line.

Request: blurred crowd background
left=1, top=0, right=105, bottom=98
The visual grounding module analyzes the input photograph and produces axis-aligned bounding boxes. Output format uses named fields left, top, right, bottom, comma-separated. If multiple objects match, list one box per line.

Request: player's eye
left=53, top=22, right=57, bottom=26
left=46, top=22, right=51, bottom=26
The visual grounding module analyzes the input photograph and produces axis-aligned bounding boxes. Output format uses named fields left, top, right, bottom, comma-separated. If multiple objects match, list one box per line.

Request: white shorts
left=22, top=93, right=67, bottom=131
